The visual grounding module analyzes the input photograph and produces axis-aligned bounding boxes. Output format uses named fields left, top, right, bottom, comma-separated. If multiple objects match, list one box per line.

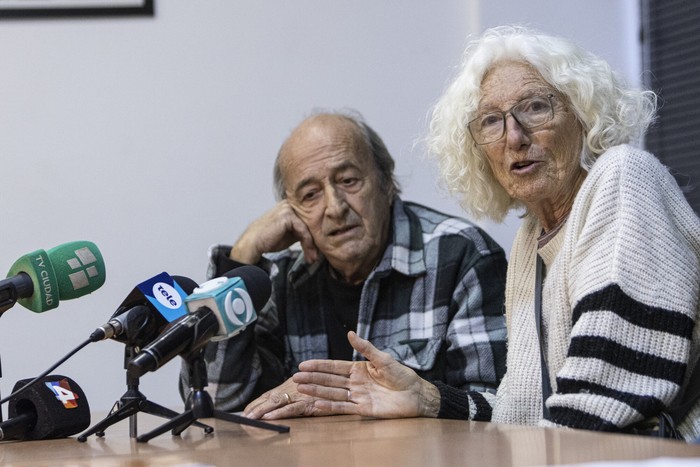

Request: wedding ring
left=283, top=392, right=291, bottom=405
left=346, top=389, right=351, bottom=402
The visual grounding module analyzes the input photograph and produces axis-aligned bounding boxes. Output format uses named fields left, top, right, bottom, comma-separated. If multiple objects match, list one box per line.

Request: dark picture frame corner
left=0, top=0, right=154, bottom=19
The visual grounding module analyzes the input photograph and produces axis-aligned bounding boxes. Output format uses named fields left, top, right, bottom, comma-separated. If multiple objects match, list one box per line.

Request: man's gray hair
left=273, top=110, right=401, bottom=200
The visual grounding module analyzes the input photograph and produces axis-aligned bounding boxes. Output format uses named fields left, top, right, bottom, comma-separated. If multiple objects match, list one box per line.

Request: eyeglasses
left=468, top=94, right=556, bottom=145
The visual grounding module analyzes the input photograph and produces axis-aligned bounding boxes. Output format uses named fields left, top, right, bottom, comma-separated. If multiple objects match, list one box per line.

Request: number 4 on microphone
left=44, top=379, right=80, bottom=409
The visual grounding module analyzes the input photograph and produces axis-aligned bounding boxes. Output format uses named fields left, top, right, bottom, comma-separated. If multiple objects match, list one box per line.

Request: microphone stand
left=136, top=348, right=289, bottom=443
left=0, top=353, right=3, bottom=422
left=77, top=344, right=213, bottom=442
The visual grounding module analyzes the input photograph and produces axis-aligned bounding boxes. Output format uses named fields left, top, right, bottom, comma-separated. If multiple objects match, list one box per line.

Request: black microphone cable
left=0, top=337, right=92, bottom=406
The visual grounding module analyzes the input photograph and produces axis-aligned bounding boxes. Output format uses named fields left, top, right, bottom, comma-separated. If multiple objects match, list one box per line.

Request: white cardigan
left=487, top=144, right=700, bottom=440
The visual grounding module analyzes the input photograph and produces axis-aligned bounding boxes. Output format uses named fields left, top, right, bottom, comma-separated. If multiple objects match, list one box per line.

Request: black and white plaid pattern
left=182, top=199, right=507, bottom=412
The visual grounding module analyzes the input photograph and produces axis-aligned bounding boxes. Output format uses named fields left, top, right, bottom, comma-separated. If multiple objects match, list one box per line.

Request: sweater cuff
left=433, top=380, right=471, bottom=420
left=433, top=381, right=493, bottom=421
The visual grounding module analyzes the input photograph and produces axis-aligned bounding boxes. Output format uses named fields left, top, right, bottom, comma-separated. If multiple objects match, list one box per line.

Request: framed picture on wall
left=0, top=0, right=154, bottom=18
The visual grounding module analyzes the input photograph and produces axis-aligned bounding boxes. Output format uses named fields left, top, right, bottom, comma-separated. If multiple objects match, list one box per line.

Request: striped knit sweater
left=438, top=144, right=700, bottom=440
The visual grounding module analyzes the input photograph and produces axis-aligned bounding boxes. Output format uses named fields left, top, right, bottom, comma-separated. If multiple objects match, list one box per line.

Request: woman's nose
left=504, top=113, right=531, bottom=150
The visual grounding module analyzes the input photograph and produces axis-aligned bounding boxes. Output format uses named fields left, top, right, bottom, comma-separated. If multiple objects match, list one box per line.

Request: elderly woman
left=290, top=26, right=700, bottom=439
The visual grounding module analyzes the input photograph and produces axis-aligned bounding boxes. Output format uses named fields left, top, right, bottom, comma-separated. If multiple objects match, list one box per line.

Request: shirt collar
left=377, top=198, right=427, bottom=277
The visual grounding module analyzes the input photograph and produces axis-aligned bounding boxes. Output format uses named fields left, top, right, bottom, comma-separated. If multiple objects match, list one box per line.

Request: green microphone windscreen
left=46, top=241, right=105, bottom=301
left=6, top=241, right=106, bottom=313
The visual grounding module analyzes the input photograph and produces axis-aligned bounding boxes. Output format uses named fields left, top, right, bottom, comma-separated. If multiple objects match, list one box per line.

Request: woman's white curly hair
left=427, top=25, right=657, bottom=222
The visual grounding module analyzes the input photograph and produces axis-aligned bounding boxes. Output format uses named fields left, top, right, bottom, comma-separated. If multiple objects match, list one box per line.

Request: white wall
left=0, top=0, right=640, bottom=414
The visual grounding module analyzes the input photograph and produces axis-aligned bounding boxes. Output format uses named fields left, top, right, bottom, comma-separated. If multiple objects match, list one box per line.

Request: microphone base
left=136, top=351, right=289, bottom=443
left=77, top=393, right=213, bottom=442
left=136, top=391, right=289, bottom=443
left=78, top=345, right=212, bottom=442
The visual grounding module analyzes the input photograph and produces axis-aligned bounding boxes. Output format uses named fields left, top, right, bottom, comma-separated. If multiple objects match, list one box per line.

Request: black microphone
left=89, top=274, right=199, bottom=346
left=0, top=375, right=90, bottom=441
left=127, top=266, right=271, bottom=378
left=126, top=308, right=220, bottom=378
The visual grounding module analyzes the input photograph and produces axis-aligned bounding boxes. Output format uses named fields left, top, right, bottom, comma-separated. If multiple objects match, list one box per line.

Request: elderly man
left=180, top=111, right=507, bottom=420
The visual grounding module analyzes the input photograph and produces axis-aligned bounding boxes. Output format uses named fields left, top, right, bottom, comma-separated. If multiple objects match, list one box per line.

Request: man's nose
left=324, top=186, right=348, bottom=217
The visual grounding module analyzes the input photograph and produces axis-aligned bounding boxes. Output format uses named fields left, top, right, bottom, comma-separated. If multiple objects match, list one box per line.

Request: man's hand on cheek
left=286, top=202, right=320, bottom=264
left=230, top=200, right=318, bottom=264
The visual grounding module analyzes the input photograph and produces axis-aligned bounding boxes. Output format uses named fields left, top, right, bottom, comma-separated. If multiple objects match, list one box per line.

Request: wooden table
left=2, top=413, right=700, bottom=466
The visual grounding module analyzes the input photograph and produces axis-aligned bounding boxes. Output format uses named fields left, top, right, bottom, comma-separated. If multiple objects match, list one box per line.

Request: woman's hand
left=292, top=331, right=441, bottom=418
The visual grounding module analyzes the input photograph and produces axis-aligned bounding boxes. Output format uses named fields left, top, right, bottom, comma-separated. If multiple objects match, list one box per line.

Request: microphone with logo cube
left=128, top=265, right=288, bottom=442
left=78, top=272, right=214, bottom=441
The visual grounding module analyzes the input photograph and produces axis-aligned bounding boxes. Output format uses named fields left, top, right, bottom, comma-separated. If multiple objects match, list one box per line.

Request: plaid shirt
left=180, top=199, right=507, bottom=412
